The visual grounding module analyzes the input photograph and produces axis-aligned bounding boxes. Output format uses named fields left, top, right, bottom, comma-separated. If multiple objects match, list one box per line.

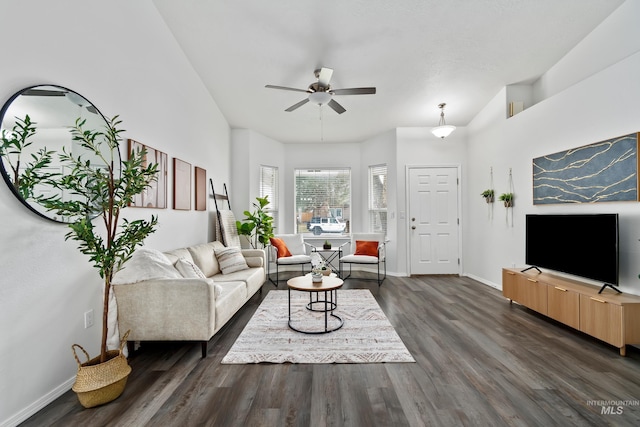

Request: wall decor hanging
left=128, top=139, right=167, bottom=209
left=503, top=168, right=514, bottom=226
left=194, top=166, right=206, bottom=211
left=533, top=133, right=639, bottom=204
left=480, top=167, right=495, bottom=220
left=173, top=157, right=191, bottom=210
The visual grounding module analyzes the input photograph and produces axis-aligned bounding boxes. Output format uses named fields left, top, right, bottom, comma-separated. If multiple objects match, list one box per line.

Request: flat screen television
left=525, top=214, right=619, bottom=289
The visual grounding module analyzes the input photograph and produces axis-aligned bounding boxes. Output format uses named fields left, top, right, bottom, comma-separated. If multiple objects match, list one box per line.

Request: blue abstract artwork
left=533, top=133, right=639, bottom=204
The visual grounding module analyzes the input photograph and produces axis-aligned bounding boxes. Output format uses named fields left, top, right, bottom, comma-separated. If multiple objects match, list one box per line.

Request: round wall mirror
left=0, top=85, right=118, bottom=222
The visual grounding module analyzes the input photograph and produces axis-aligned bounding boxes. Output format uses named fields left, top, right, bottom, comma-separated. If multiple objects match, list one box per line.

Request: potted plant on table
left=236, top=195, right=274, bottom=249
left=323, top=240, right=332, bottom=249
left=37, top=116, right=159, bottom=408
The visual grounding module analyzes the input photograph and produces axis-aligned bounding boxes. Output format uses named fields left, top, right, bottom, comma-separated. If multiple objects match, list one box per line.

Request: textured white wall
left=0, top=1, right=230, bottom=425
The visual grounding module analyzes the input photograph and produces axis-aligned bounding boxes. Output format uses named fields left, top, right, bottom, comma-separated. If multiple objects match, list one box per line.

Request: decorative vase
left=311, top=272, right=323, bottom=282
left=485, top=196, right=494, bottom=203
left=321, top=268, right=331, bottom=276
left=323, top=243, right=332, bottom=249
left=504, top=201, right=513, bottom=208
left=71, top=330, right=131, bottom=408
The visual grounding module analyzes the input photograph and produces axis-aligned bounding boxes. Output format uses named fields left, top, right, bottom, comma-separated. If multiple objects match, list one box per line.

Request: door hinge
left=458, top=258, right=460, bottom=265
left=457, top=218, right=459, bottom=225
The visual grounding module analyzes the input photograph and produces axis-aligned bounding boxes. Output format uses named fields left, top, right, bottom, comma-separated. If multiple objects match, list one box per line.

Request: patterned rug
left=221, top=289, right=415, bottom=364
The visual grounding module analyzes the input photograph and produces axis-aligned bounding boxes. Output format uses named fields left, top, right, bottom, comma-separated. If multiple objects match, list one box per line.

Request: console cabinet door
left=522, top=276, right=548, bottom=314
left=579, top=295, right=623, bottom=347
left=502, top=270, right=519, bottom=301
left=548, top=285, right=580, bottom=330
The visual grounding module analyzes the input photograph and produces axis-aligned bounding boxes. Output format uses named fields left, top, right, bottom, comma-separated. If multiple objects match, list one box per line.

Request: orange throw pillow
left=354, top=240, right=379, bottom=257
left=270, top=237, right=292, bottom=258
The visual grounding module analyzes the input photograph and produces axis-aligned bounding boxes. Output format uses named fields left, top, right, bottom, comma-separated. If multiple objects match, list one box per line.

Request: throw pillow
left=215, top=247, right=249, bottom=274
left=354, top=240, right=379, bottom=257
left=112, top=248, right=181, bottom=285
left=175, top=257, right=207, bottom=279
left=269, top=237, right=292, bottom=258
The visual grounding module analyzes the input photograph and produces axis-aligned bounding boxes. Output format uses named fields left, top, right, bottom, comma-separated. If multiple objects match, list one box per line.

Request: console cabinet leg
left=620, top=345, right=626, bottom=357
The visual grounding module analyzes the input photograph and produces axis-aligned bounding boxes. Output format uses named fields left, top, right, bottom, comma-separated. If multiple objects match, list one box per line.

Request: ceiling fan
left=266, top=67, right=376, bottom=114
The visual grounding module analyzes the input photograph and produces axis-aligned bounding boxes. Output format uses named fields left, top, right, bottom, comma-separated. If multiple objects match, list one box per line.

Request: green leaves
left=236, top=195, right=274, bottom=248
left=33, top=115, right=159, bottom=361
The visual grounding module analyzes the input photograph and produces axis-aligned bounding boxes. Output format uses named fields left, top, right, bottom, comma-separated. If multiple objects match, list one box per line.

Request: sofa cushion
left=216, top=246, right=249, bottom=274
left=164, top=248, right=193, bottom=265
left=214, top=281, right=247, bottom=331
left=212, top=267, right=264, bottom=296
left=112, top=248, right=181, bottom=285
left=175, top=257, right=207, bottom=279
left=188, top=243, right=220, bottom=277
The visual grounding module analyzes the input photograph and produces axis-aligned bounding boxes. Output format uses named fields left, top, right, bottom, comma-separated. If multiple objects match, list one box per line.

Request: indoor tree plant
left=37, top=116, right=159, bottom=407
left=236, top=195, right=274, bottom=249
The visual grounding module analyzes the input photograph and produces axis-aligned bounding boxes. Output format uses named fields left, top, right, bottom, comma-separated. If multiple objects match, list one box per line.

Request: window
left=260, top=165, right=278, bottom=228
left=369, top=164, right=387, bottom=234
left=295, top=168, right=350, bottom=236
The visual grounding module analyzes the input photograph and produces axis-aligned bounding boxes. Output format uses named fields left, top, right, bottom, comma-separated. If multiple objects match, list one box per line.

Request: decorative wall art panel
left=194, top=166, right=206, bottom=211
left=173, top=158, right=191, bottom=210
left=533, top=133, right=639, bottom=204
left=128, top=139, right=167, bottom=209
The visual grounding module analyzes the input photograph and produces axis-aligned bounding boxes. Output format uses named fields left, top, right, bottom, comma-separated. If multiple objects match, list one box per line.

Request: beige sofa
left=112, top=241, right=266, bottom=357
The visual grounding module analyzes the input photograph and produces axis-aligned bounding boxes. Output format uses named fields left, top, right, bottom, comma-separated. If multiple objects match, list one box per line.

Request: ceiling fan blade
left=285, top=98, right=310, bottom=112
left=317, top=67, right=333, bottom=88
left=22, top=89, right=67, bottom=96
left=331, top=87, right=376, bottom=96
left=328, top=99, right=346, bottom=114
left=265, top=85, right=309, bottom=93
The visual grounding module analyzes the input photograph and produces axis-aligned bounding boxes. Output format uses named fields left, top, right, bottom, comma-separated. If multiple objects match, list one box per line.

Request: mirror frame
left=0, top=84, right=117, bottom=223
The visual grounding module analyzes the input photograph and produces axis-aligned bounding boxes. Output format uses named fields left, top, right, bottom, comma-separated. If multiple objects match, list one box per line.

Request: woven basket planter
left=71, top=330, right=131, bottom=408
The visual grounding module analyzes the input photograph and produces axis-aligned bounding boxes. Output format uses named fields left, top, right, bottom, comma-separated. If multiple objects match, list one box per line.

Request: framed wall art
left=533, top=132, right=639, bottom=204
left=194, top=166, right=207, bottom=211
left=173, top=158, right=191, bottom=210
left=128, top=139, right=167, bottom=209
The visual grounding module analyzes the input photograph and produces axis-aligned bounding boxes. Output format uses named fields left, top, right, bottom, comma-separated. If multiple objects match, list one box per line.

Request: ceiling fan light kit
left=431, top=102, right=456, bottom=138
left=266, top=67, right=376, bottom=115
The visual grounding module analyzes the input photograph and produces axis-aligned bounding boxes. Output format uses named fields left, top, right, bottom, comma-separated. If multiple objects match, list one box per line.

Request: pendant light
left=431, top=102, right=456, bottom=138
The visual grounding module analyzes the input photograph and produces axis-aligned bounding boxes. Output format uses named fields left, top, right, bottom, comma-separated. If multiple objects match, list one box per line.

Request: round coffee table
left=287, top=275, right=344, bottom=334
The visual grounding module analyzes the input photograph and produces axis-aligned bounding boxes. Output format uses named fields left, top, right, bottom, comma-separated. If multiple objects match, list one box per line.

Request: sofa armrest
left=242, top=248, right=266, bottom=268
left=113, top=278, right=216, bottom=342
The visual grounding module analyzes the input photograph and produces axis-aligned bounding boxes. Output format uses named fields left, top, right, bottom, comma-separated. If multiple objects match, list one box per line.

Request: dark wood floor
left=21, top=274, right=640, bottom=426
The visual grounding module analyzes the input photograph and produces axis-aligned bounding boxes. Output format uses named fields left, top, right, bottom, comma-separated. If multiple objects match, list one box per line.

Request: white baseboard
left=1, top=377, right=75, bottom=427
left=464, top=273, right=501, bottom=290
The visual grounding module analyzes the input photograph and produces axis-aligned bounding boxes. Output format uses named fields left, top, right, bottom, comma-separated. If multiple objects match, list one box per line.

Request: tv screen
left=525, top=214, right=619, bottom=285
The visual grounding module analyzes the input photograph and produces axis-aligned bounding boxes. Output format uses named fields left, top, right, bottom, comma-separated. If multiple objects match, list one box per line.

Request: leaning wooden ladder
left=209, top=180, right=234, bottom=246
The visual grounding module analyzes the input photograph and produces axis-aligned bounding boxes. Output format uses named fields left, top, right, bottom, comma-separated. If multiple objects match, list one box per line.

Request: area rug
left=221, top=289, right=415, bottom=364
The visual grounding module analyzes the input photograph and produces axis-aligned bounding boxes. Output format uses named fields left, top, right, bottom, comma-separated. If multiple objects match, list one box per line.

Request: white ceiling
left=153, top=0, right=623, bottom=144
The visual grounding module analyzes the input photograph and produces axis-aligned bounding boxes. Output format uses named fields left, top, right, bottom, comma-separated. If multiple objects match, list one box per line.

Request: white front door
left=408, top=167, right=460, bottom=275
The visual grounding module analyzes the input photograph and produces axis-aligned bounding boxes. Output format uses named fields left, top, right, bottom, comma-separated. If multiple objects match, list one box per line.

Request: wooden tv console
left=502, top=268, right=640, bottom=356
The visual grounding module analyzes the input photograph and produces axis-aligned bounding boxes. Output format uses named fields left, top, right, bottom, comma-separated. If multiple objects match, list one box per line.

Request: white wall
left=0, top=1, right=230, bottom=425
left=396, top=127, right=468, bottom=275
left=465, top=1, right=640, bottom=293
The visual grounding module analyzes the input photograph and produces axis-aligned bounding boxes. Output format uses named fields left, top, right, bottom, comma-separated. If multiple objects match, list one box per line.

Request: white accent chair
left=267, top=234, right=314, bottom=286
left=339, top=233, right=388, bottom=285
